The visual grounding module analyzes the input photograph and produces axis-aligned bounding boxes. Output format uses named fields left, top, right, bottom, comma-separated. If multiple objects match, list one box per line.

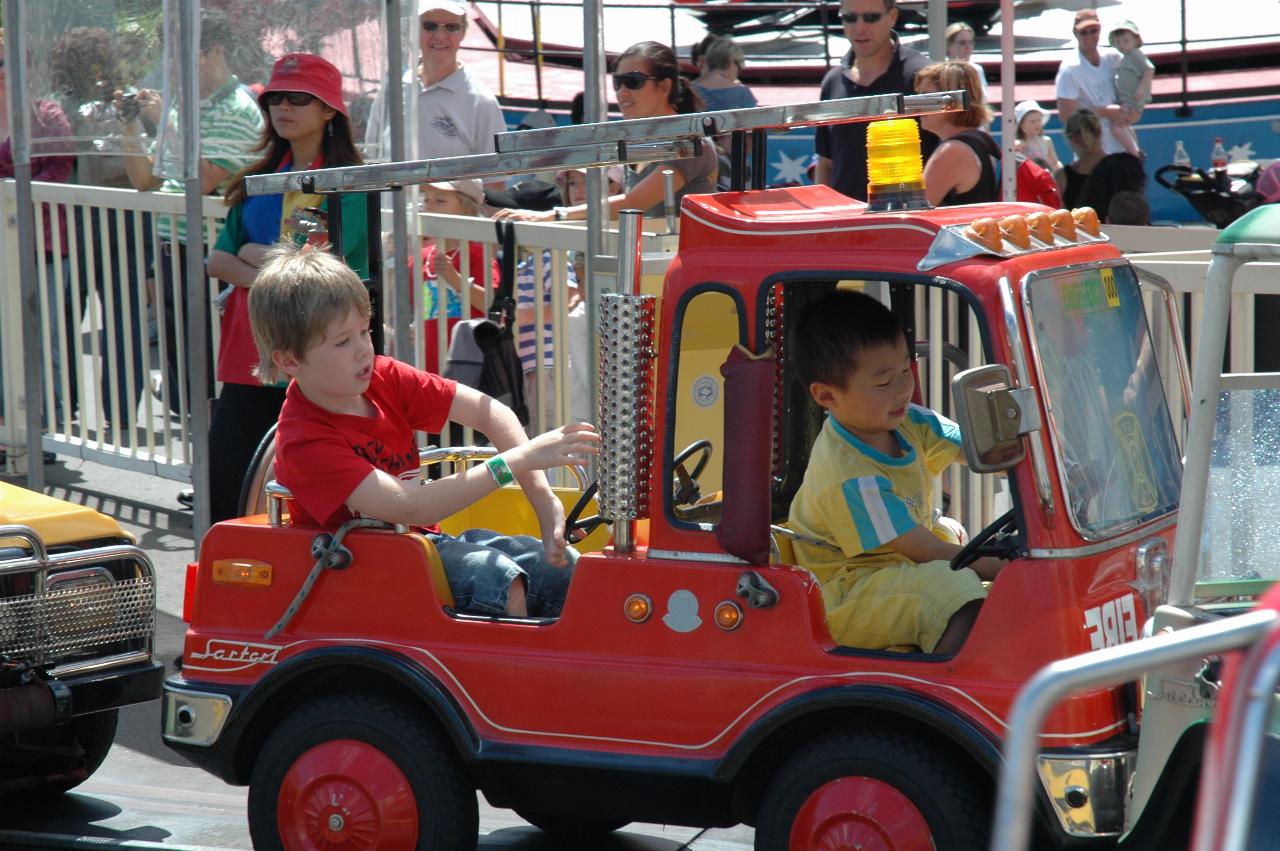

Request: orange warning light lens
left=999, top=215, right=1031, bottom=250
left=212, top=559, right=273, bottom=587
left=714, top=601, right=743, bottom=631
left=965, top=217, right=1003, bottom=252
left=1049, top=209, right=1077, bottom=241
left=1025, top=211, right=1053, bottom=244
left=624, top=593, right=652, bottom=623
left=1072, top=206, right=1101, bottom=236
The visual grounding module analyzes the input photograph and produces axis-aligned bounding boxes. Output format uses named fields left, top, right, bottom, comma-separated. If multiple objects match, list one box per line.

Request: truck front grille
left=0, top=576, right=155, bottom=663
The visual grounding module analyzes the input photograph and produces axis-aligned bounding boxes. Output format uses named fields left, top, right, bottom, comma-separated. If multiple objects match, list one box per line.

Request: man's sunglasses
left=264, top=91, right=317, bottom=107
left=1076, top=26, right=1102, bottom=36
left=840, top=10, right=885, bottom=24
left=422, top=21, right=464, bottom=33
left=612, top=72, right=660, bottom=91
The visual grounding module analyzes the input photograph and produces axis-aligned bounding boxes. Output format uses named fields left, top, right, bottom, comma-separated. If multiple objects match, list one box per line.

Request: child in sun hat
left=1108, top=19, right=1154, bottom=159
left=1013, top=100, right=1061, bottom=173
left=417, top=177, right=500, bottom=375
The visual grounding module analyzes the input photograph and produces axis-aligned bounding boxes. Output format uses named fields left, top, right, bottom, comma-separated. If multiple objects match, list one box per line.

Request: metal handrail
left=990, top=607, right=1278, bottom=851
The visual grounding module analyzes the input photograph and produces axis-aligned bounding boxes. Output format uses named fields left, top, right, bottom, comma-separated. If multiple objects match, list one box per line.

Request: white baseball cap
left=419, top=0, right=468, bottom=17
left=424, top=179, right=485, bottom=206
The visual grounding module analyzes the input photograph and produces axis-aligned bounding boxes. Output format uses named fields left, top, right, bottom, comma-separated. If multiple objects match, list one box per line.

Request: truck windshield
left=1026, top=263, right=1182, bottom=538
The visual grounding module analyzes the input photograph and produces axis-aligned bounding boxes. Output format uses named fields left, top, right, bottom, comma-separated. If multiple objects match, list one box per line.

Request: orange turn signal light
left=212, top=559, right=273, bottom=587
left=1049, top=209, right=1077, bottom=241
left=999, top=215, right=1031, bottom=250
left=624, top=593, right=652, bottom=623
left=714, top=600, right=743, bottom=631
left=1072, top=206, right=1101, bottom=237
left=1025, top=211, right=1054, bottom=244
left=964, top=217, right=1003, bottom=252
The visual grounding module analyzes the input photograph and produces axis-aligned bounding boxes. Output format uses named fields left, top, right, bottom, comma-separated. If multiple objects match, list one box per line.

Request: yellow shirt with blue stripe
left=788, top=406, right=980, bottom=649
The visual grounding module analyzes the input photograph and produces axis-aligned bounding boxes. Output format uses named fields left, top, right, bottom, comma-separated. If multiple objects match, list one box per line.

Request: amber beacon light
left=866, top=118, right=930, bottom=212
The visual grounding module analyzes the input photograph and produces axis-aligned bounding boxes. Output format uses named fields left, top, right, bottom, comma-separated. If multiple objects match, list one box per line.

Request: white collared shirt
left=366, top=63, right=506, bottom=162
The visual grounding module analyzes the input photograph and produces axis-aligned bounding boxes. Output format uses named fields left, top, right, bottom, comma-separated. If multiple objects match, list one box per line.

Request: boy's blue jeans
left=429, top=529, right=575, bottom=617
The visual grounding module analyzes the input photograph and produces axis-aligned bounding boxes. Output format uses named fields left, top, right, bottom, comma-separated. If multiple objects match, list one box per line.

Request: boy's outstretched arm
left=345, top=385, right=598, bottom=533
left=888, top=525, right=1004, bottom=581
left=448, top=384, right=599, bottom=565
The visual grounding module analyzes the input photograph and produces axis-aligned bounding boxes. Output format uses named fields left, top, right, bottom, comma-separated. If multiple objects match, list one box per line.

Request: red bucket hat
left=260, top=53, right=348, bottom=117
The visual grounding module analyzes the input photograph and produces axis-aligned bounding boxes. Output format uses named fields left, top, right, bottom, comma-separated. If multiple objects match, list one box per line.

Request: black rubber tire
left=248, top=695, right=478, bottom=851
left=754, top=727, right=989, bottom=851
left=514, top=809, right=630, bottom=840
left=7, top=709, right=120, bottom=799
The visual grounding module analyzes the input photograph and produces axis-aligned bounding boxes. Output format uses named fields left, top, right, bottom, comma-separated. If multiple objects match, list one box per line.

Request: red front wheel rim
left=277, top=739, right=419, bottom=851
left=789, top=776, right=933, bottom=851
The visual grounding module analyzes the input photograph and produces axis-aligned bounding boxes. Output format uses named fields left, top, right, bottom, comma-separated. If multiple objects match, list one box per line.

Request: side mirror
left=951, top=365, right=1041, bottom=472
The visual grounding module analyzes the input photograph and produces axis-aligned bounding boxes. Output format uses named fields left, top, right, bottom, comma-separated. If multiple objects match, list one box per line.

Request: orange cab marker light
left=1049, top=209, right=1077, bottom=241
left=965, top=217, right=1003, bottom=252
left=714, top=601, right=743, bottom=631
left=624, top=593, right=652, bottom=623
left=1072, top=206, right=1101, bottom=237
left=1025, top=211, right=1054, bottom=245
left=212, top=559, right=273, bottom=587
left=999, top=215, right=1031, bottom=250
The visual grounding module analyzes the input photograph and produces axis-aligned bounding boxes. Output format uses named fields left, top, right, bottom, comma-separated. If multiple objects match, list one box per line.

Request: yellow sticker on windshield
left=1101, top=267, right=1120, bottom=308
left=1112, top=412, right=1158, bottom=513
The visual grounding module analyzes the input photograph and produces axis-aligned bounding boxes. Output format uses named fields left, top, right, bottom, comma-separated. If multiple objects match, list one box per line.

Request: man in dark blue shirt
left=814, top=0, right=930, bottom=201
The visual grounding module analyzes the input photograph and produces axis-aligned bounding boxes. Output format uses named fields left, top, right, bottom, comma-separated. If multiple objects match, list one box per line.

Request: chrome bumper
left=1036, top=748, right=1136, bottom=837
left=162, top=683, right=233, bottom=747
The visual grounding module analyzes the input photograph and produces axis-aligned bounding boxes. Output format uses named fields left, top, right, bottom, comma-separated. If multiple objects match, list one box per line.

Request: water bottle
left=1172, top=140, right=1191, bottom=169
left=1211, top=137, right=1228, bottom=171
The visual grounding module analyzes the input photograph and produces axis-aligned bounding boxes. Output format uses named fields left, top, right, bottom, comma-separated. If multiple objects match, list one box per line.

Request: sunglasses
left=265, top=91, right=317, bottom=107
left=1076, top=26, right=1102, bottom=35
left=612, top=72, right=661, bottom=91
left=840, top=10, right=885, bottom=24
left=422, top=20, right=464, bottom=33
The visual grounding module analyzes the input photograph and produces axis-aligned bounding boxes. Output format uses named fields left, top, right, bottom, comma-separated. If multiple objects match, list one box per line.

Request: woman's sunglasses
left=839, top=10, right=885, bottom=24
left=422, top=21, right=464, bottom=33
left=265, top=91, right=317, bottom=107
left=612, top=72, right=660, bottom=91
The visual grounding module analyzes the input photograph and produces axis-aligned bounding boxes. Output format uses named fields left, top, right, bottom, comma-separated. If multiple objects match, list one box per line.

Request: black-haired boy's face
left=809, top=335, right=913, bottom=443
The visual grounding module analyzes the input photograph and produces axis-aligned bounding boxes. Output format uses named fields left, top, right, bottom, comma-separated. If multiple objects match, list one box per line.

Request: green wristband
left=485, top=455, right=515, bottom=486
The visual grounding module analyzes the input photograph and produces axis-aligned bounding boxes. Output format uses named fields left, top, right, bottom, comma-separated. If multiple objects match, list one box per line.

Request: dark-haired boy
left=787, top=289, right=1004, bottom=654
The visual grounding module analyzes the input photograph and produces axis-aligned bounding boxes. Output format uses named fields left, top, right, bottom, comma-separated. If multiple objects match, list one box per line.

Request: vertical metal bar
left=1176, top=0, right=1191, bottom=117
left=387, top=0, right=412, bottom=360
left=366, top=192, right=385, bottom=355
left=999, top=0, right=1016, bottom=201
left=532, top=248, right=547, bottom=435
left=617, top=210, right=643, bottom=298
left=1169, top=254, right=1242, bottom=607
left=730, top=131, right=746, bottom=191
left=819, top=0, right=831, bottom=70
left=182, top=0, right=212, bottom=539
left=6, top=0, right=43, bottom=488
left=662, top=169, right=677, bottom=233
left=927, top=0, right=946, bottom=61
left=751, top=128, right=767, bottom=190
left=50, top=202, right=71, bottom=439
left=583, top=0, right=608, bottom=433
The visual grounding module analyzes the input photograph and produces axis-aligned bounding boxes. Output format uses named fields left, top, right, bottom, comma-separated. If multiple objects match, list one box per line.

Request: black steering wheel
left=564, top=480, right=605, bottom=545
left=563, top=440, right=716, bottom=544
left=950, top=509, right=1019, bottom=571
left=672, top=439, right=714, bottom=508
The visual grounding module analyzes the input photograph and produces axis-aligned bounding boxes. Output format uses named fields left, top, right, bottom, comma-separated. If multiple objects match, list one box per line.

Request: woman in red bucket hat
left=203, top=53, right=369, bottom=523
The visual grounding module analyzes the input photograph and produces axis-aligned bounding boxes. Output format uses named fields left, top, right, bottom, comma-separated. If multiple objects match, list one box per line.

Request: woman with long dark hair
left=495, top=40, right=718, bottom=222
left=204, top=53, right=368, bottom=522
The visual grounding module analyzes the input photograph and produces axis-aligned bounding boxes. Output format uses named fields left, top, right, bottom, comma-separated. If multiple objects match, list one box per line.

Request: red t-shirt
left=274, top=356, right=457, bottom=528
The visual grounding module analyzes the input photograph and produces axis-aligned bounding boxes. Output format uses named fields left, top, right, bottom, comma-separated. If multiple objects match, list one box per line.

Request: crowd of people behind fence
left=4, top=0, right=1165, bottom=495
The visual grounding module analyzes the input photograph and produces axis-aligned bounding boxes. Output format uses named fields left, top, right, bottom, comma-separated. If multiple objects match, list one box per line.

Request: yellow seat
left=413, top=533, right=454, bottom=607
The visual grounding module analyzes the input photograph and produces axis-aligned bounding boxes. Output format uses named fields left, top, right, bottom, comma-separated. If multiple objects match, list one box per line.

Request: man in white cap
left=367, top=0, right=506, bottom=189
left=1054, top=8, right=1133, bottom=156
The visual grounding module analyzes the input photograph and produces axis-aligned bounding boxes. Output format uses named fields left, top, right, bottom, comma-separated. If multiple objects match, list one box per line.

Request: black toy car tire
left=248, top=695, right=477, bottom=851
left=754, top=726, right=989, bottom=851
left=514, top=809, right=630, bottom=839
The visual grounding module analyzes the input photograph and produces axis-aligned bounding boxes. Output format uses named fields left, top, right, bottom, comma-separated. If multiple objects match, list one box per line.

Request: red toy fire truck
left=162, top=94, right=1195, bottom=849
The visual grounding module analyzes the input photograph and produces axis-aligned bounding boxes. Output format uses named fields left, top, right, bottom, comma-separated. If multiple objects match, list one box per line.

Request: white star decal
left=772, top=149, right=812, bottom=185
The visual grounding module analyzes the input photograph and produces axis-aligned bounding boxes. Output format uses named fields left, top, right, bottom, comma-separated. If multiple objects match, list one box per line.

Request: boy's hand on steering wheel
left=969, top=555, right=1006, bottom=582
left=537, top=498, right=571, bottom=567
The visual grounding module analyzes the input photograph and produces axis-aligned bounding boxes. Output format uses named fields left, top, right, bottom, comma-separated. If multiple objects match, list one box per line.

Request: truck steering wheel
left=563, top=440, right=717, bottom=544
left=950, top=509, right=1019, bottom=571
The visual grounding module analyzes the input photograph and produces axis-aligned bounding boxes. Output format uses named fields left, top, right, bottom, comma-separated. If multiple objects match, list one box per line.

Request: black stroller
left=1155, top=162, right=1265, bottom=228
